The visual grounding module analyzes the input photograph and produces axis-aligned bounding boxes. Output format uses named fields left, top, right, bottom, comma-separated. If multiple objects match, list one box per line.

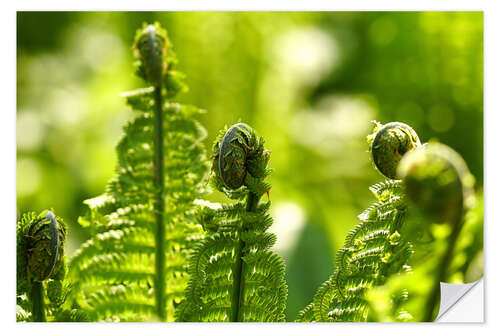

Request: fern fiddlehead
left=176, top=123, right=287, bottom=322
left=70, top=23, right=209, bottom=321
left=17, top=210, right=67, bottom=322
left=297, top=121, right=421, bottom=322
left=363, top=141, right=478, bottom=322
left=397, top=142, right=475, bottom=321
left=368, top=121, right=421, bottom=179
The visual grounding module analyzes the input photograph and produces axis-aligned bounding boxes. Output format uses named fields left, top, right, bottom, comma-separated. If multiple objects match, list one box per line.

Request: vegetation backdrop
left=17, top=11, right=483, bottom=320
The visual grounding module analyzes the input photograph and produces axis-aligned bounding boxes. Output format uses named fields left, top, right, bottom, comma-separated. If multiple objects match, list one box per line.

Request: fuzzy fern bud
left=368, top=121, right=421, bottom=179
left=25, top=211, right=66, bottom=282
left=397, top=142, right=475, bottom=223
left=133, top=23, right=169, bottom=86
left=213, top=123, right=270, bottom=190
left=178, top=123, right=286, bottom=322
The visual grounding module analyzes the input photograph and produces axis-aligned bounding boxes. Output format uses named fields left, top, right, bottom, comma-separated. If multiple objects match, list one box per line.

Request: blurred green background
left=17, top=11, right=483, bottom=320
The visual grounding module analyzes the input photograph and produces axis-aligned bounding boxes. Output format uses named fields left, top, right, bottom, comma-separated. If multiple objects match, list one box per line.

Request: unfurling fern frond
left=297, top=121, right=422, bottom=322
left=297, top=179, right=411, bottom=322
left=399, top=142, right=475, bottom=321
left=17, top=210, right=68, bottom=322
left=176, top=123, right=288, bottom=322
left=366, top=142, right=479, bottom=322
left=70, top=23, right=209, bottom=322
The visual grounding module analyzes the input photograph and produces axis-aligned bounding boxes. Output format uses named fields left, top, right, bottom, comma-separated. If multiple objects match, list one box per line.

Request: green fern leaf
left=298, top=180, right=410, bottom=322
left=296, top=121, right=422, bottom=322
left=176, top=123, right=288, bottom=322
left=69, top=23, right=209, bottom=322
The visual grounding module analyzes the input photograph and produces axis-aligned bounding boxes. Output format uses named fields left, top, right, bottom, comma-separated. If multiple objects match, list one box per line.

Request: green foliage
left=296, top=122, right=421, bottom=322
left=393, top=142, right=478, bottom=321
left=449, top=194, right=483, bottom=283
left=365, top=192, right=483, bottom=322
left=296, top=179, right=412, bottom=322
left=176, top=124, right=288, bottom=322
left=397, top=142, right=475, bottom=222
left=69, top=23, right=209, bottom=322
left=16, top=14, right=483, bottom=322
left=16, top=210, right=77, bottom=322
left=17, top=14, right=483, bottom=316
left=299, top=125, right=482, bottom=322
left=53, top=309, right=91, bottom=322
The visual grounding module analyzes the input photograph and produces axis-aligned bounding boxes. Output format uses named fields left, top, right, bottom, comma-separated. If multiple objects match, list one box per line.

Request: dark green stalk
left=152, top=84, right=166, bottom=321
left=231, top=191, right=259, bottom=322
left=424, top=212, right=463, bottom=321
left=31, top=281, right=46, bottom=322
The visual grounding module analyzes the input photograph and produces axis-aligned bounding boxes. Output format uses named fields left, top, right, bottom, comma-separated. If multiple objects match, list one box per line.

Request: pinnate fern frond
left=70, top=23, right=209, bottom=322
left=299, top=122, right=480, bottom=322
left=297, top=122, right=421, bottom=322
left=296, top=180, right=411, bottom=322
left=176, top=123, right=287, bottom=322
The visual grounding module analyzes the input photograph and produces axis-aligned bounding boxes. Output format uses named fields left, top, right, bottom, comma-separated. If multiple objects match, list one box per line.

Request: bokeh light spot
left=17, top=157, right=41, bottom=197
left=17, top=110, right=45, bottom=151
left=274, top=27, right=339, bottom=86
left=291, top=95, right=375, bottom=156
left=427, top=104, right=455, bottom=133
left=369, top=17, right=398, bottom=46
left=270, top=202, right=305, bottom=258
left=397, top=102, right=425, bottom=128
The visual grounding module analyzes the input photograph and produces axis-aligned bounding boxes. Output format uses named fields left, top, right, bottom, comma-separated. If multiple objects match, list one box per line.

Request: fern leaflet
left=176, top=123, right=288, bottom=322
left=296, top=180, right=412, bottom=322
left=296, top=122, right=422, bottom=322
left=69, top=23, right=209, bottom=322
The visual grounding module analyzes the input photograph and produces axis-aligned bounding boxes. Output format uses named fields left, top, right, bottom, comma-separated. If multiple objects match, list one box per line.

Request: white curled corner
left=435, top=278, right=484, bottom=322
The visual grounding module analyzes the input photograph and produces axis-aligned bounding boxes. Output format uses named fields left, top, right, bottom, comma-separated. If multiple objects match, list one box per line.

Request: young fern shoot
left=176, top=123, right=288, bottom=322
left=397, top=142, right=476, bottom=321
left=296, top=122, right=421, bottom=322
left=364, top=142, right=478, bottom=322
left=17, top=210, right=67, bottom=322
left=70, top=23, right=209, bottom=321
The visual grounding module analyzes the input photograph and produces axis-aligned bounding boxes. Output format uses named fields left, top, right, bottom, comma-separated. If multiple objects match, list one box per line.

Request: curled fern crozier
left=297, top=121, right=422, bottom=322
left=134, top=23, right=169, bottom=86
left=177, top=123, right=287, bottom=322
left=398, top=142, right=475, bottom=223
left=398, top=142, right=475, bottom=320
left=213, top=122, right=270, bottom=190
left=17, top=210, right=67, bottom=322
left=368, top=121, right=421, bottom=179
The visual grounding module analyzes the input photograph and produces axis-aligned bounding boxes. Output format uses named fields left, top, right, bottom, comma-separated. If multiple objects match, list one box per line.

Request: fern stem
left=152, top=84, right=166, bottom=321
left=424, top=213, right=463, bottom=321
left=231, top=234, right=244, bottom=321
left=31, top=281, right=46, bottom=322
left=231, top=191, right=259, bottom=321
